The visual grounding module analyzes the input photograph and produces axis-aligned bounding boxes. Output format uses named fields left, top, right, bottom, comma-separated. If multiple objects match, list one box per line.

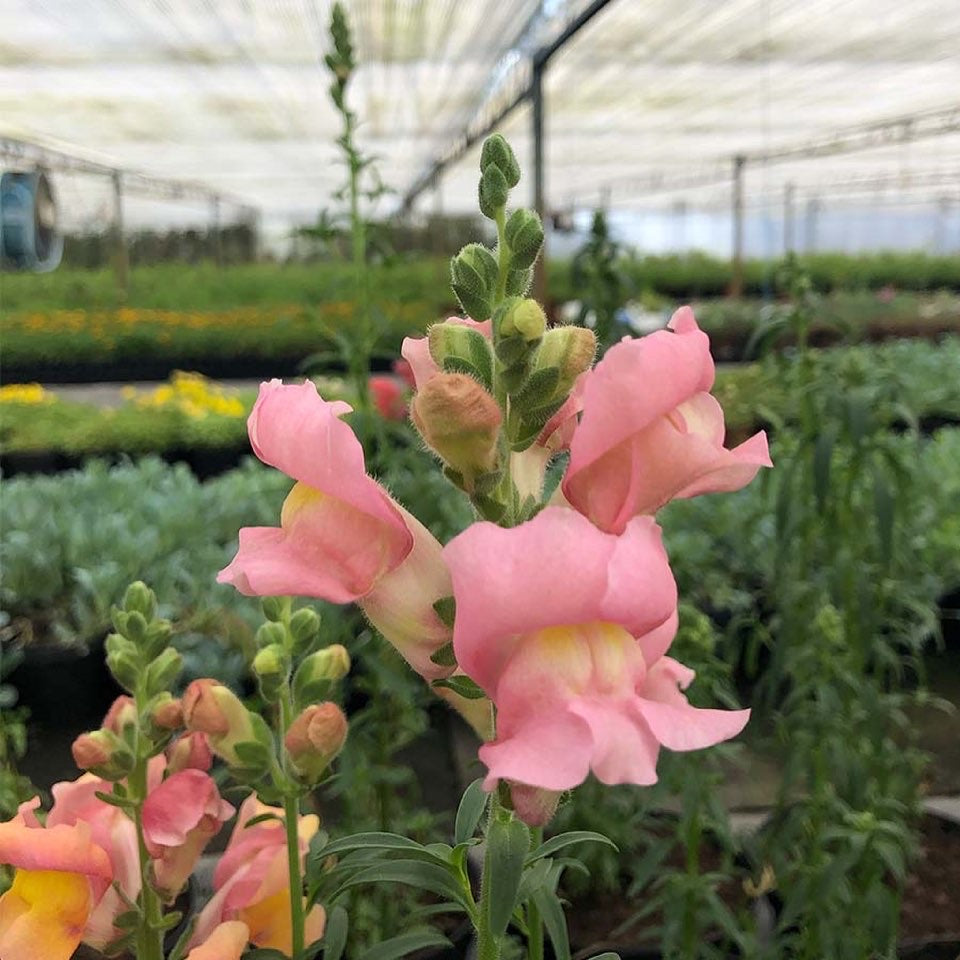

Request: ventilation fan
left=1, top=168, right=64, bottom=271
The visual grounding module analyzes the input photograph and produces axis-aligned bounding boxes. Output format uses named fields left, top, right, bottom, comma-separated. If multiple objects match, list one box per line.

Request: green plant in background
left=0, top=638, right=36, bottom=839
left=569, top=210, right=630, bottom=351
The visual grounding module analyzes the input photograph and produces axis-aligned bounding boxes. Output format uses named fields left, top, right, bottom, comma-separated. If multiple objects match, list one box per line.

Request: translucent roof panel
left=1, top=0, right=958, bottom=237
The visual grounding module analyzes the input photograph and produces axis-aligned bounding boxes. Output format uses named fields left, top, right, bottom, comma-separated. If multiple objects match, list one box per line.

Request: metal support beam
left=532, top=61, right=547, bottom=305
left=111, top=170, right=129, bottom=298
left=783, top=181, right=796, bottom=254
left=211, top=196, right=223, bottom=267
left=804, top=197, right=821, bottom=252
left=730, top=155, right=746, bottom=297
left=401, top=0, right=619, bottom=212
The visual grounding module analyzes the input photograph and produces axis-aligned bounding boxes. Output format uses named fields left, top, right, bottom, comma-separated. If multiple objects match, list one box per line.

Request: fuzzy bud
left=143, top=647, right=183, bottom=698
left=479, top=163, right=509, bottom=218
left=182, top=679, right=256, bottom=767
left=104, top=634, right=140, bottom=692
left=72, top=730, right=133, bottom=780
left=451, top=244, right=498, bottom=322
left=534, top=325, right=597, bottom=388
left=293, top=645, right=351, bottom=707
left=500, top=299, right=547, bottom=343
left=150, top=693, right=184, bottom=730
left=289, top=607, right=322, bottom=650
left=254, top=620, right=288, bottom=649
left=284, top=702, right=348, bottom=782
left=411, top=373, right=502, bottom=490
left=427, top=323, right=493, bottom=390
left=480, top=134, right=521, bottom=187
left=102, top=695, right=138, bottom=735
left=167, top=732, right=213, bottom=774
left=252, top=643, right=289, bottom=702
left=504, top=209, right=544, bottom=269
left=261, top=596, right=290, bottom=622
left=122, top=580, right=157, bottom=621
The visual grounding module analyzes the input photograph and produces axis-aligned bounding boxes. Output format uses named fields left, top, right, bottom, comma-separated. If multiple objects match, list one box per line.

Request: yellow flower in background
left=126, top=371, right=246, bottom=418
left=0, top=383, right=55, bottom=405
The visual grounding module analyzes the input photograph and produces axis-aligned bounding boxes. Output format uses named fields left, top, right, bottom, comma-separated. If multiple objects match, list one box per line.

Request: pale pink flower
left=562, top=307, right=771, bottom=532
left=142, top=769, right=234, bottom=899
left=369, top=374, right=408, bottom=421
left=190, top=795, right=325, bottom=955
left=217, top=379, right=452, bottom=680
left=186, top=921, right=250, bottom=960
left=445, top=507, right=749, bottom=791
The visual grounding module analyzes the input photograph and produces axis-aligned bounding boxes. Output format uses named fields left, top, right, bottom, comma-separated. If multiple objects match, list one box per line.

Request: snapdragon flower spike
left=0, top=798, right=116, bottom=960
left=217, top=379, right=453, bottom=680
left=562, top=307, right=772, bottom=532
left=445, top=507, right=749, bottom=791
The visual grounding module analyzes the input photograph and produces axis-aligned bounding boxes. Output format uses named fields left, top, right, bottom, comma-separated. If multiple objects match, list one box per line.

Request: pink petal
left=567, top=308, right=713, bottom=477
left=445, top=507, right=677, bottom=695
left=636, top=657, right=750, bottom=751
left=186, top=921, right=250, bottom=960
left=566, top=700, right=661, bottom=786
left=142, top=770, right=231, bottom=852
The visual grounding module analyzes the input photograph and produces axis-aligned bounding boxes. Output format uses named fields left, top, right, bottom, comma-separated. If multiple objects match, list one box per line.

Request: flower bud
left=480, top=134, right=521, bottom=187
left=451, top=244, right=498, bottom=322
left=289, top=606, right=322, bottom=650
left=504, top=209, right=544, bottom=269
left=124, top=611, right=148, bottom=643
left=167, top=731, right=213, bottom=773
left=143, top=647, right=183, bottom=698
left=411, top=373, right=502, bottom=491
left=479, top=163, right=509, bottom=218
left=102, top=695, right=138, bottom=735
left=252, top=643, right=289, bottom=702
left=427, top=323, right=493, bottom=391
left=150, top=693, right=184, bottom=730
left=105, top=634, right=140, bottom=692
left=261, top=596, right=290, bottom=622
left=534, top=325, right=596, bottom=389
left=255, top=620, right=287, bottom=649
left=509, top=782, right=561, bottom=828
left=182, top=679, right=256, bottom=767
left=284, top=702, right=348, bottom=782
left=123, top=580, right=157, bottom=621
left=293, top=645, right=351, bottom=706
left=500, top=299, right=547, bottom=343
left=72, top=730, right=133, bottom=780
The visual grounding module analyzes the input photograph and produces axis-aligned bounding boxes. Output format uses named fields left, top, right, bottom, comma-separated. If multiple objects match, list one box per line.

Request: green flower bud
left=255, top=621, right=288, bottom=649
left=289, top=607, right=322, bottom=650
left=124, top=611, right=147, bottom=644
left=451, top=244, right=498, bottom=322
left=105, top=634, right=140, bottom=692
left=479, top=164, right=509, bottom=219
left=480, top=134, right=521, bottom=187
left=427, top=324, right=494, bottom=391
left=500, top=299, right=547, bottom=342
left=504, top=209, right=544, bottom=269
left=143, top=647, right=183, bottom=698
left=123, top=581, right=157, bottom=621
left=261, top=596, right=290, bottom=622
left=141, top=620, right=172, bottom=661
left=253, top=643, right=289, bottom=703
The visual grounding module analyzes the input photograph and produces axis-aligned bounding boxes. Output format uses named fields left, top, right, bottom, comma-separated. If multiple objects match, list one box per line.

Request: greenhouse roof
left=1, top=0, right=959, bottom=231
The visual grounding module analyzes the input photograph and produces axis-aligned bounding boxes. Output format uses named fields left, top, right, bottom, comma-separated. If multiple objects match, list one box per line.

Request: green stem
left=494, top=207, right=509, bottom=305
left=527, top=827, right=544, bottom=960
left=476, top=792, right=502, bottom=960
left=280, top=688, right=307, bottom=959
left=128, top=738, right=165, bottom=960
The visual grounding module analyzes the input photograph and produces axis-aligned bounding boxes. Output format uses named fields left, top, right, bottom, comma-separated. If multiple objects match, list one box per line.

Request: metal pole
left=804, top=196, right=820, bottom=252
left=935, top=196, right=950, bottom=252
left=532, top=60, right=547, bottom=306
left=111, top=170, right=129, bottom=299
left=783, top=181, right=796, bottom=254
left=730, top=154, right=746, bottom=297
left=673, top=199, right=688, bottom=251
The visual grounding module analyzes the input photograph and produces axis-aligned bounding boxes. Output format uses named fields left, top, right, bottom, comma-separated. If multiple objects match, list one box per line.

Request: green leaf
left=358, top=930, right=452, bottom=960
left=331, top=859, right=472, bottom=912
left=487, top=815, right=530, bottom=937
left=320, top=904, right=349, bottom=960
left=527, top=830, right=618, bottom=864
left=874, top=468, right=895, bottom=561
left=532, top=886, right=570, bottom=960
left=166, top=915, right=199, bottom=960
left=812, top=425, right=837, bottom=510
left=429, top=642, right=457, bottom=667
left=94, top=790, right=134, bottom=810
left=244, top=812, right=283, bottom=829
left=432, top=675, right=486, bottom=700
left=315, top=832, right=446, bottom=863
left=455, top=778, right=488, bottom=845
left=432, top=596, right=457, bottom=629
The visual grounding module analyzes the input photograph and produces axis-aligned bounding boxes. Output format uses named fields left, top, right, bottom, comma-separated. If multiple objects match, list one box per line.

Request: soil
left=899, top=814, right=960, bottom=942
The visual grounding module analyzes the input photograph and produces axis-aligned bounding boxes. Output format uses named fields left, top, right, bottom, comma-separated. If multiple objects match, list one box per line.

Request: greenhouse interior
left=1, top=1, right=959, bottom=959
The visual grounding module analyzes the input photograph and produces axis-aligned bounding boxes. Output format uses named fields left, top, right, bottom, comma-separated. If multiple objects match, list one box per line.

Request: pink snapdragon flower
left=190, top=795, right=325, bottom=955
left=445, top=507, right=750, bottom=791
left=562, top=307, right=772, bottom=532
left=217, top=379, right=452, bottom=681
left=187, top=921, right=250, bottom=959
left=142, top=768, right=234, bottom=899
left=369, top=374, right=408, bottom=421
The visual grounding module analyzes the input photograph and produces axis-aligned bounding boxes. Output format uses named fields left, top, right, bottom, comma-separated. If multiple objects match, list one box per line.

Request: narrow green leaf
left=243, top=812, right=283, bottom=829
left=320, top=905, right=349, bottom=960
left=166, top=915, right=199, bottom=960
left=315, top=832, right=443, bottom=862
left=487, top=815, right=530, bottom=937
left=527, top=830, right=618, bottom=864
left=94, top=790, right=133, bottom=810
left=812, top=425, right=837, bottom=510
left=332, top=859, right=472, bottom=912
left=359, top=930, right=452, bottom=960
left=455, top=778, right=488, bottom=845
left=532, top=887, right=570, bottom=960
